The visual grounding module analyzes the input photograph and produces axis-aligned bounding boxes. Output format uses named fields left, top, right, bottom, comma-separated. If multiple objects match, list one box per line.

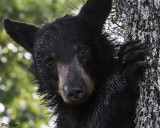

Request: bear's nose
left=64, top=86, right=85, bottom=102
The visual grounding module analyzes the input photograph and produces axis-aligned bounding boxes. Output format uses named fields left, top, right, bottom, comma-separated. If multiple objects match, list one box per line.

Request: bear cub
left=3, top=0, right=146, bottom=127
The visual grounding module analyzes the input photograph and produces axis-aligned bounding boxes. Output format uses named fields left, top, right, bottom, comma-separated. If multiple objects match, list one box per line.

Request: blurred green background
left=0, top=0, right=84, bottom=127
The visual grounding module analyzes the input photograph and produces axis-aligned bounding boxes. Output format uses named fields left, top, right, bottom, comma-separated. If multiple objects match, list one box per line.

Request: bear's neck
left=54, top=71, right=137, bottom=128
left=56, top=91, right=99, bottom=128
left=55, top=71, right=114, bottom=128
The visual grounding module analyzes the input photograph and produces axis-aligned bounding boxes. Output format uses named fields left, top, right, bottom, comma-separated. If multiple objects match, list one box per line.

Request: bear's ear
left=3, top=19, right=39, bottom=53
left=78, top=0, right=112, bottom=31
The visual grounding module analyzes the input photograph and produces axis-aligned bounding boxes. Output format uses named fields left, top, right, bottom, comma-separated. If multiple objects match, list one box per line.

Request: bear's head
left=3, top=0, right=113, bottom=105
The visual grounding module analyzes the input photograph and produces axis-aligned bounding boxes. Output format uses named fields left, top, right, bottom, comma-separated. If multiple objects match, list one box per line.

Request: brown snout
left=57, top=57, right=94, bottom=104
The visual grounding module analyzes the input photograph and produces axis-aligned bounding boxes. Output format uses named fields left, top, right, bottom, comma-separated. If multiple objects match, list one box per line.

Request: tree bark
left=115, top=0, right=160, bottom=127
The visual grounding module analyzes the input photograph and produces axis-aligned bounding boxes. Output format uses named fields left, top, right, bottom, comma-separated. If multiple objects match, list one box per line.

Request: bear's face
left=33, top=16, right=99, bottom=104
left=3, top=0, right=112, bottom=105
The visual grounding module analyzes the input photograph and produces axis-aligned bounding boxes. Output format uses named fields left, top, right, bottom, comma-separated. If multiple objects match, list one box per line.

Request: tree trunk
left=115, top=0, right=160, bottom=127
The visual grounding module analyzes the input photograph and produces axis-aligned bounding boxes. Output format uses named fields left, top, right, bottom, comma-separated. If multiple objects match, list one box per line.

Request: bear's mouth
left=65, top=92, right=90, bottom=105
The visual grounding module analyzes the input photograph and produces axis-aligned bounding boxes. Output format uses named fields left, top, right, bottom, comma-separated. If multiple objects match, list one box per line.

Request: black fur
left=3, top=0, right=146, bottom=127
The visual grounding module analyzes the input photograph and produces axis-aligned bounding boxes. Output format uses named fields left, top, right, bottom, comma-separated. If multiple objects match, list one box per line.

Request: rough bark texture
left=115, top=0, right=160, bottom=127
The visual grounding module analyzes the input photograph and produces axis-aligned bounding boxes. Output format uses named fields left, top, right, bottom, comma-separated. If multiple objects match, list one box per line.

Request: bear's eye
left=45, top=58, right=56, bottom=67
left=79, top=48, right=88, bottom=57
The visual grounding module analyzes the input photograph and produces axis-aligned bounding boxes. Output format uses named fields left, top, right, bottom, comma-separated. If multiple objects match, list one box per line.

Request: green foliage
left=0, top=0, right=84, bottom=127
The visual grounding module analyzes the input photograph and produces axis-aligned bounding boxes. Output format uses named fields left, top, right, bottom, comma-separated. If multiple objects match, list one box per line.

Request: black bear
left=3, top=0, right=146, bottom=127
